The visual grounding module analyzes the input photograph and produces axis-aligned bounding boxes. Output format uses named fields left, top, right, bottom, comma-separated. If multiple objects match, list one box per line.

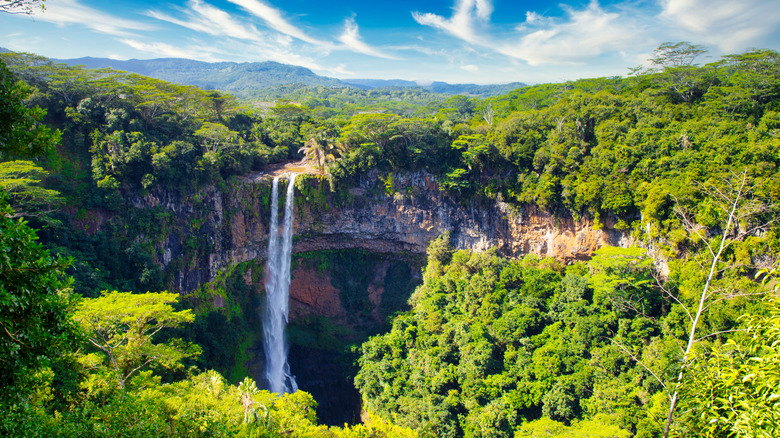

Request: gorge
left=125, top=168, right=635, bottom=424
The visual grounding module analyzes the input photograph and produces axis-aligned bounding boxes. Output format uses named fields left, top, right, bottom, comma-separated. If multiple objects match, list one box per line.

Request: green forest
left=1, top=41, right=780, bottom=438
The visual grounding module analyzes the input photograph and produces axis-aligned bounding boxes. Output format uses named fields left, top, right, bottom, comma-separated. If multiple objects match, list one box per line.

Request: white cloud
left=226, top=0, right=329, bottom=47
left=412, top=0, right=643, bottom=66
left=659, top=0, right=780, bottom=51
left=30, top=0, right=151, bottom=36
left=502, top=1, right=643, bottom=65
left=475, top=0, right=493, bottom=20
left=338, top=17, right=399, bottom=60
left=121, top=39, right=221, bottom=61
left=461, top=64, right=479, bottom=72
left=412, top=0, right=493, bottom=44
left=120, top=36, right=339, bottom=75
left=524, top=11, right=544, bottom=26
left=148, top=0, right=264, bottom=42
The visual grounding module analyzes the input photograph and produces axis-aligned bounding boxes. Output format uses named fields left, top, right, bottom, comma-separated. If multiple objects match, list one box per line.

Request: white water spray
left=263, top=174, right=298, bottom=394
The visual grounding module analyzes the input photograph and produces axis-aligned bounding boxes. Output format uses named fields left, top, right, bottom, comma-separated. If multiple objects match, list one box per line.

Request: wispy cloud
left=502, top=1, right=643, bottom=65
left=120, top=36, right=341, bottom=75
left=121, top=39, right=221, bottom=61
left=226, top=0, right=329, bottom=47
left=148, top=0, right=265, bottom=42
left=660, top=0, right=780, bottom=51
left=31, top=0, right=151, bottom=36
left=338, top=17, right=399, bottom=60
left=413, top=0, right=644, bottom=66
left=412, top=0, right=493, bottom=44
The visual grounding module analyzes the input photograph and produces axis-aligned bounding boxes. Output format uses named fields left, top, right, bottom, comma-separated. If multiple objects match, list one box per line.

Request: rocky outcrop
left=132, top=169, right=633, bottom=294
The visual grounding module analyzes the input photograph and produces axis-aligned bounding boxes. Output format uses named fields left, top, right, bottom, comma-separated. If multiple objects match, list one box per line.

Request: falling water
left=263, top=174, right=298, bottom=394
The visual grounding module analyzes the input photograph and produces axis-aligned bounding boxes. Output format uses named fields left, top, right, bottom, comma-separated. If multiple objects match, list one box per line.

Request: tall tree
left=0, top=59, right=60, bottom=160
left=298, top=132, right=334, bottom=174
left=0, top=160, right=61, bottom=219
left=73, top=291, right=200, bottom=389
left=662, top=170, right=774, bottom=437
left=632, top=42, right=711, bottom=103
left=0, top=202, right=76, bottom=401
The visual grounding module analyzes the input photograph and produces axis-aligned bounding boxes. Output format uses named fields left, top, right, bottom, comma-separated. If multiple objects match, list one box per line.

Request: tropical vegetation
left=1, top=40, right=779, bottom=438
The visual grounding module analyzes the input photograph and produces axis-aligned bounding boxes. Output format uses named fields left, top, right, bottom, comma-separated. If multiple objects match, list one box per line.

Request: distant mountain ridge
left=58, top=57, right=344, bottom=94
left=341, top=78, right=526, bottom=96
left=54, top=55, right=524, bottom=97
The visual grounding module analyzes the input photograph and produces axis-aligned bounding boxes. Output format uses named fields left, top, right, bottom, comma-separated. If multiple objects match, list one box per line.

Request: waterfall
left=263, top=174, right=298, bottom=394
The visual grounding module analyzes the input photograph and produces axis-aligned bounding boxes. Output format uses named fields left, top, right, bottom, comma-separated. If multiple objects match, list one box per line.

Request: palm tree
left=238, top=376, right=261, bottom=424
left=298, top=132, right=335, bottom=174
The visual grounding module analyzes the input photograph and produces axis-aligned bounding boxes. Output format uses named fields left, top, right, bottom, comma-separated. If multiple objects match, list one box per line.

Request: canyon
left=124, top=168, right=633, bottom=424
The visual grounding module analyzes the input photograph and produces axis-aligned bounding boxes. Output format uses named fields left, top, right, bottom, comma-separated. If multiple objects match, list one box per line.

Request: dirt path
left=241, top=159, right=323, bottom=182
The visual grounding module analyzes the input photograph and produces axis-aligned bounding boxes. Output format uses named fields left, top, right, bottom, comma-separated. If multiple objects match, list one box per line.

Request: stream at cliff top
left=263, top=174, right=298, bottom=394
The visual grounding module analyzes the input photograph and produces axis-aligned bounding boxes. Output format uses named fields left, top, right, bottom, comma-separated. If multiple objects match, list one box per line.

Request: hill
left=58, top=57, right=345, bottom=96
left=342, top=78, right=526, bottom=96
left=57, top=55, right=524, bottom=97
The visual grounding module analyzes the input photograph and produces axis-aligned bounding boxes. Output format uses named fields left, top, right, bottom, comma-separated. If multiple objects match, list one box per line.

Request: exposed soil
left=241, top=159, right=324, bottom=181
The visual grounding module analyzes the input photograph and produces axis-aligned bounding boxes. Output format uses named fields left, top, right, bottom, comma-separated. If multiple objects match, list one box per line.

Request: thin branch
left=611, top=338, right=670, bottom=400
left=694, top=328, right=748, bottom=343
left=654, top=272, right=694, bottom=323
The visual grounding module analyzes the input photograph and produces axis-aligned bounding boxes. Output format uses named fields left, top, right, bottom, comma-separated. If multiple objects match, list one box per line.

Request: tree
left=716, top=49, right=780, bottom=116
left=0, top=0, right=44, bottom=14
left=675, top=298, right=780, bottom=438
left=633, top=42, right=710, bottom=103
left=0, top=55, right=75, bottom=404
left=481, top=99, right=495, bottom=127
left=0, top=202, right=77, bottom=401
left=73, top=291, right=200, bottom=389
left=588, top=246, right=656, bottom=316
left=238, top=376, right=263, bottom=424
left=0, top=59, right=60, bottom=159
left=661, top=170, right=774, bottom=437
left=0, top=160, right=61, bottom=219
left=298, top=133, right=334, bottom=174
left=194, top=122, right=238, bottom=154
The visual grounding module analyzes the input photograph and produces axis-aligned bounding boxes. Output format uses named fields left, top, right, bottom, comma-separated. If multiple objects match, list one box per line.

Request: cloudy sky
left=1, top=0, right=779, bottom=84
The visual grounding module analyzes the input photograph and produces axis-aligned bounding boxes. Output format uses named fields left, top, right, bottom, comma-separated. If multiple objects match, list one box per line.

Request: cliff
left=130, top=169, right=633, bottom=295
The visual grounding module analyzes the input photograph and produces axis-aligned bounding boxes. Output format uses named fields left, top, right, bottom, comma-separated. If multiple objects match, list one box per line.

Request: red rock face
left=288, top=265, right=345, bottom=321
left=286, top=258, right=405, bottom=326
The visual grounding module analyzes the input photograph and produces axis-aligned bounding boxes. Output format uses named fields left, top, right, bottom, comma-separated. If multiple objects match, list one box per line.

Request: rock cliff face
left=132, top=169, right=632, bottom=295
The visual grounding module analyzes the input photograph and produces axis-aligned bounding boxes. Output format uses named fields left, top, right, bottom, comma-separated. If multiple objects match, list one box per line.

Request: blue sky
left=1, top=0, right=779, bottom=84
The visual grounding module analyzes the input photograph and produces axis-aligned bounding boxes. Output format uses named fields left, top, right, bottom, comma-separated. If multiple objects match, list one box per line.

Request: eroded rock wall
left=131, top=170, right=632, bottom=294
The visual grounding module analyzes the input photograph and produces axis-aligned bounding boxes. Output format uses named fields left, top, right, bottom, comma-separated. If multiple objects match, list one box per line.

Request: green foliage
left=0, top=58, right=60, bottom=160
left=0, top=159, right=62, bottom=221
left=674, top=299, right=780, bottom=438
left=0, top=367, right=416, bottom=438
left=588, top=246, right=658, bottom=316
left=359, top=247, right=620, bottom=437
left=355, top=235, right=767, bottom=437
left=73, top=290, right=200, bottom=389
left=516, top=416, right=630, bottom=437
left=0, top=201, right=77, bottom=402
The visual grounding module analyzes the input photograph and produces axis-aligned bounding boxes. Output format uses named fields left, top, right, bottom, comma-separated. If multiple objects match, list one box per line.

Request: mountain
left=342, top=78, right=526, bottom=96
left=57, top=56, right=524, bottom=97
left=58, top=57, right=345, bottom=95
